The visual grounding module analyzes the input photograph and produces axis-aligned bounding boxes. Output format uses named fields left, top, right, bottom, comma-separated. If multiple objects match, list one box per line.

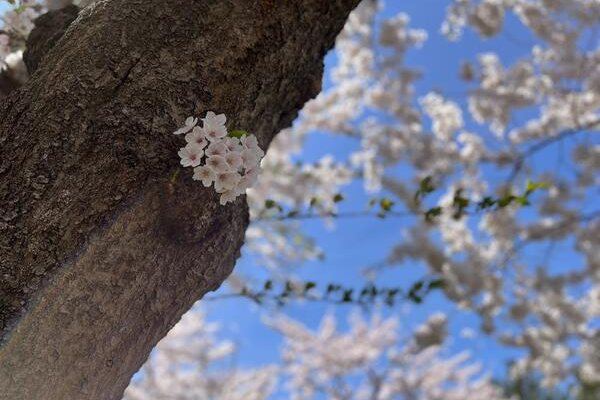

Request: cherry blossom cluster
left=125, top=306, right=510, bottom=400
left=270, top=312, right=509, bottom=400
left=173, top=111, right=265, bottom=205
left=123, top=304, right=276, bottom=400
left=0, top=0, right=39, bottom=69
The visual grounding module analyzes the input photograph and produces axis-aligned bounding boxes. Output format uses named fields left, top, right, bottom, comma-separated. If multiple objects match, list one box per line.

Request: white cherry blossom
left=225, top=137, right=244, bottom=152
left=173, top=111, right=265, bottom=203
left=177, top=143, right=203, bottom=167
left=184, top=126, right=208, bottom=148
left=205, top=141, right=227, bottom=157
left=192, top=165, right=216, bottom=187
left=206, top=155, right=231, bottom=174
left=219, top=189, right=238, bottom=205
left=215, top=172, right=241, bottom=193
left=174, top=116, right=198, bottom=135
left=241, top=148, right=260, bottom=169
left=203, top=111, right=228, bottom=141
left=224, top=151, right=243, bottom=170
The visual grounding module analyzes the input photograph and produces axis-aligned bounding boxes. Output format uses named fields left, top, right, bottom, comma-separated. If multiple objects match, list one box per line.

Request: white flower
left=241, top=135, right=265, bottom=158
left=203, top=111, right=227, bottom=127
left=205, top=142, right=227, bottom=157
left=219, top=189, right=238, bottom=205
left=241, top=148, right=260, bottom=169
left=235, top=174, right=255, bottom=195
left=224, top=137, right=243, bottom=152
left=206, top=155, right=231, bottom=174
left=225, top=151, right=243, bottom=170
left=178, top=143, right=204, bottom=167
left=185, top=126, right=208, bottom=148
left=244, top=166, right=261, bottom=182
left=203, top=111, right=228, bottom=141
left=192, top=165, right=216, bottom=187
left=174, top=116, right=198, bottom=135
left=240, top=134, right=259, bottom=149
left=215, top=172, right=241, bottom=193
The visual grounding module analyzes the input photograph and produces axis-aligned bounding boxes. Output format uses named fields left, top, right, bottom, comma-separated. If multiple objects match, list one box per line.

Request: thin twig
left=253, top=210, right=415, bottom=222
left=506, top=118, right=600, bottom=184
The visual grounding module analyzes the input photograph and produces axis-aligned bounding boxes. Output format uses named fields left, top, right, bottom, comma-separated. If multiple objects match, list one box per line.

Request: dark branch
left=23, top=5, right=79, bottom=75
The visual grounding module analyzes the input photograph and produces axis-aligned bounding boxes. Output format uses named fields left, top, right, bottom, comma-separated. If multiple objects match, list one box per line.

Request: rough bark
left=0, top=1, right=359, bottom=399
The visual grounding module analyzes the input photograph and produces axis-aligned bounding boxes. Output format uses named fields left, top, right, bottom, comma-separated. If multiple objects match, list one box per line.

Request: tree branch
left=23, top=4, right=80, bottom=75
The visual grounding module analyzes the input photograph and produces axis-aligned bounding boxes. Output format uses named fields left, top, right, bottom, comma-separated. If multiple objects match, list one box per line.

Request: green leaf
left=451, top=190, right=470, bottom=220
left=304, top=281, right=317, bottom=293
left=263, top=280, right=273, bottom=291
left=427, top=279, right=445, bottom=290
left=333, top=193, right=345, bottom=203
left=453, top=189, right=470, bottom=208
left=424, top=206, right=442, bottom=222
left=411, top=281, right=424, bottom=292
left=326, top=284, right=341, bottom=295
left=228, top=129, right=250, bottom=139
left=525, top=180, right=549, bottom=194
left=497, top=194, right=516, bottom=208
left=408, top=292, right=423, bottom=304
left=363, top=285, right=378, bottom=299
left=516, top=195, right=530, bottom=206
left=380, top=198, right=395, bottom=212
left=264, top=199, right=283, bottom=212
left=414, top=176, right=436, bottom=203
left=477, top=196, right=496, bottom=210
left=342, top=289, right=353, bottom=303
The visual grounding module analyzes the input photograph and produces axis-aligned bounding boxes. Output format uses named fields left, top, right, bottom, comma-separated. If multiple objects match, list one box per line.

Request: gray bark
left=0, top=0, right=358, bottom=399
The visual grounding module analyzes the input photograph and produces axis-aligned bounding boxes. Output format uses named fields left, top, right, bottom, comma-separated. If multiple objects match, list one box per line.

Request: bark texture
left=0, top=0, right=359, bottom=399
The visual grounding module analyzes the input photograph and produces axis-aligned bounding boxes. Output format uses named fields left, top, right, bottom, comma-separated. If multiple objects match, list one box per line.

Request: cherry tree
left=1, top=0, right=599, bottom=399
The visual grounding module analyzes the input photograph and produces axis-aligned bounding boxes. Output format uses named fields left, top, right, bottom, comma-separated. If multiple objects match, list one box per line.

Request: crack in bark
left=111, top=56, right=142, bottom=95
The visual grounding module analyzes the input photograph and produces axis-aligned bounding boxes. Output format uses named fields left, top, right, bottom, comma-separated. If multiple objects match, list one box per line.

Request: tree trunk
left=0, top=1, right=359, bottom=399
